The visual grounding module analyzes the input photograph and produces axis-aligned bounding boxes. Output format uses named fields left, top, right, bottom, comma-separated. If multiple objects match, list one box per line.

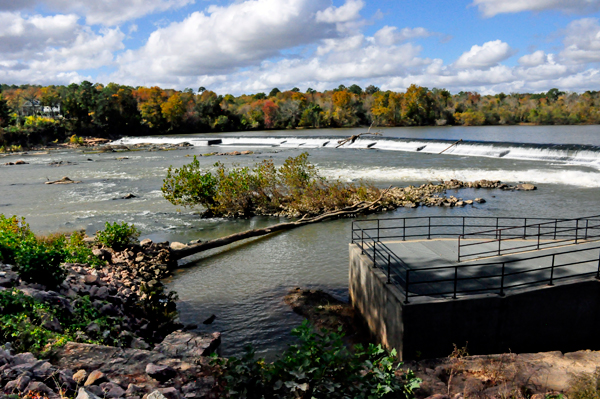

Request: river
left=1, top=125, right=600, bottom=358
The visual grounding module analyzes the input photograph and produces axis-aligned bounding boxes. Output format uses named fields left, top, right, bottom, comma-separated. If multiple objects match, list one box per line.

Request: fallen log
left=170, top=189, right=388, bottom=260
left=336, top=123, right=382, bottom=148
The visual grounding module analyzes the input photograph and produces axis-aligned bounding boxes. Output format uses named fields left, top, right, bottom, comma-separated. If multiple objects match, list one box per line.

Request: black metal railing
left=404, top=244, right=600, bottom=303
left=352, top=216, right=569, bottom=244
left=351, top=215, right=600, bottom=303
left=458, top=216, right=600, bottom=261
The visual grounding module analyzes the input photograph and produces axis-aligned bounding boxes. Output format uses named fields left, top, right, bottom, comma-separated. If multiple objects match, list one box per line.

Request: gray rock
left=126, top=383, right=147, bottom=396
left=32, top=361, right=55, bottom=379
left=131, top=337, right=150, bottom=350
left=145, top=363, right=176, bottom=382
left=10, top=352, right=37, bottom=365
left=140, top=238, right=153, bottom=247
left=4, top=375, right=31, bottom=392
left=86, top=322, right=101, bottom=335
left=158, top=387, right=181, bottom=399
left=146, top=390, right=168, bottom=399
left=92, top=248, right=112, bottom=261
left=0, top=271, right=18, bottom=287
left=57, top=369, right=77, bottom=391
left=25, top=381, right=54, bottom=396
left=100, top=382, right=126, bottom=398
left=153, top=331, right=221, bottom=359
left=86, top=385, right=105, bottom=397
left=474, top=198, right=486, bottom=203
left=100, top=303, right=119, bottom=316
left=77, top=387, right=102, bottom=399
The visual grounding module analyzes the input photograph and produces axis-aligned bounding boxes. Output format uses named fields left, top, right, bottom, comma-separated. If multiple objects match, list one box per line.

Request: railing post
left=495, top=217, right=499, bottom=239
left=453, top=266, right=458, bottom=299
left=387, top=254, right=391, bottom=284
left=498, top=229, right=502, bottom=256
left=428, top=217, right=431, bottom=240
left=377, top=219, right=380, bottom=242
left=458, top=235, right=461, bottom=262
left=373, top=241, right=377, bottom=268
left=361, top=230, right=364, bottom=254
left=462, top=216, right=465, bottom=236
left=351, top=221, right=355, bottom=244
left=575, top=219, right=579, bottom=244
left=585, top=219, right=589, bottom=240
left=405, top=270, right=410, bottom=304
left=500, top=262, right=505, bottom=296
left=596, top=250, right=600, bottom=280
left=537, top=224, right=541, bottom=250
left=549, top=254, right=555, bottom=286
left=402, top=218, right=406, bottom=241
left=554, top=219, right=557, bottom=240
left=523, top=218, right=527, bottom=239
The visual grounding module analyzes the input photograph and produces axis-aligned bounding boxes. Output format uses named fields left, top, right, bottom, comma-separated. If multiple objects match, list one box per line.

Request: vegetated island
left=1, top=82, right=598, bottom=152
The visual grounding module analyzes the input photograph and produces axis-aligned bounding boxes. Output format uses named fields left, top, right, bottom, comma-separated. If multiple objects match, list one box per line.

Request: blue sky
left=1, top=0, right=600, bottom=94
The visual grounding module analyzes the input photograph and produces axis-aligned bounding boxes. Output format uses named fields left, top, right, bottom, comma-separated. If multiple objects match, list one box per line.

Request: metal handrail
left=457, top=216, right=600, bottom=261
left=405, top=244, right=600, bottom=303
left=351, top=215, right=600, bottom=304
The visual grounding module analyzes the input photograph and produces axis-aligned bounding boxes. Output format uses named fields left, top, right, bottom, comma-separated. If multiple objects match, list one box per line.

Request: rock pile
left=0, top=331, right=220, bottom=399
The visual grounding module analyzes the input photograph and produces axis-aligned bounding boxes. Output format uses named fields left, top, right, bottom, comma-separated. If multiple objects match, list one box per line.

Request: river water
left=1, top=125, right=600, bottom=357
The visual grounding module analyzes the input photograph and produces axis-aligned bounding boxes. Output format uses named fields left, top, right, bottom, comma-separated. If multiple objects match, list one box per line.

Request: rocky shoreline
left=0, top=238, right=221, bottom=399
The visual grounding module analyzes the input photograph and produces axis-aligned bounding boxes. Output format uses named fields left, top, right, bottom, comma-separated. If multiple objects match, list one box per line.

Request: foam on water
left=320, top=167, right=600, bottom=188
left=112, top=135, right=600, bottom=169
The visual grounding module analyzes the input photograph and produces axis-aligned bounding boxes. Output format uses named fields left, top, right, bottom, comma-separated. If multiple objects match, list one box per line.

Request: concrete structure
left=349, top=240, right=600, bottom=360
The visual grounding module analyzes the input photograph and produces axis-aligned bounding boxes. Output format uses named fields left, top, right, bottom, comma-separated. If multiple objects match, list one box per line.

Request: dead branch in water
left=170, top=188, right=389, bottom=260
left=336, top=123, right=382, bottom=148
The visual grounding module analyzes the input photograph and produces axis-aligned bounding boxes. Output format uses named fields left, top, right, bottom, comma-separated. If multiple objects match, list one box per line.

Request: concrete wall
left=349, top=244, right=405, bottom=355
left=349, top=243, right=600, bottom=360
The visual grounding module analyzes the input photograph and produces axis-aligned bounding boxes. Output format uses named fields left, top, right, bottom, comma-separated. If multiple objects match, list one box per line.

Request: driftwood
left=336, top=123, right=382, bottom=148
left=170, top=189, right=388, bottom=260
left=439, top=139, right=462, bottom=154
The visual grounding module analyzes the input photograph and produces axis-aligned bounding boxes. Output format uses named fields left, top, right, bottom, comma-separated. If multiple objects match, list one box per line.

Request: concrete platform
left=381, top=238, right=600, bottom=299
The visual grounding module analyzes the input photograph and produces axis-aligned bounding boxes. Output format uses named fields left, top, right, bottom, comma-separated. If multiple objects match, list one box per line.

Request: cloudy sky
left=1, top=0, right=600, bottom=94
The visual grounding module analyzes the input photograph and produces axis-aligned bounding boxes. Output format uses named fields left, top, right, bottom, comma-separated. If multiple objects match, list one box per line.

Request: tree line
left=1, top=81, right=599, bottom=148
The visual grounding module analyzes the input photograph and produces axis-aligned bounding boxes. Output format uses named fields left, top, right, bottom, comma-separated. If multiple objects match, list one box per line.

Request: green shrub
left=211, top=320, right=421, bottom=398
left=13, top=240, right=67, bottom=288
left=0, top=215, right=32, bottom=263
left=0, top=289, right=125, bottom=354
left=162, top=153, right=381, bottom=217
left=96, top=221, right=140, bottom=250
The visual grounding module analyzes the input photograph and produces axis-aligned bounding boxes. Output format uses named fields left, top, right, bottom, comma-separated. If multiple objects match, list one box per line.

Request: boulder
left=169, top=242, right=188, bottom=250
left=145, top=363, right=177, bottom=382
left=4, top=375, right=31, bottom=392
left=76, top=387, right=102, bottom=399
left=73, top=369, right=87, bottom=384
left=517, top=183, right=536, bottom=191
left=25, top=381, right=54, bottom=396
left=84, top=370, right=108, bottom=386
left=153, top=331, right=221, bottom=359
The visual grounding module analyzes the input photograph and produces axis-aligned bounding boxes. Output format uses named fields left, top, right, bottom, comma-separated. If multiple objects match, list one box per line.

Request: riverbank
left=0, top=234, right=222, bottom=398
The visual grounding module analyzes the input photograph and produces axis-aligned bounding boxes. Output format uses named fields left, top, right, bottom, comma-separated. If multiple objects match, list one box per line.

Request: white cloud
left=114, top=0, right=344, bottom=81
left=455, top=40, right=514, bottom=68
left=0, top=0, right=193, bottom=26
left=518, top=50, right=548, bottom=66
left=472, top=0, right=600, bottom=17
left=561, top=18, right=600, bottom=63
left=316, top=0, right=363, bottom=23
left=373, top=26, right=433, bottom=46
left=0, top=11, right=124, bottom=84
